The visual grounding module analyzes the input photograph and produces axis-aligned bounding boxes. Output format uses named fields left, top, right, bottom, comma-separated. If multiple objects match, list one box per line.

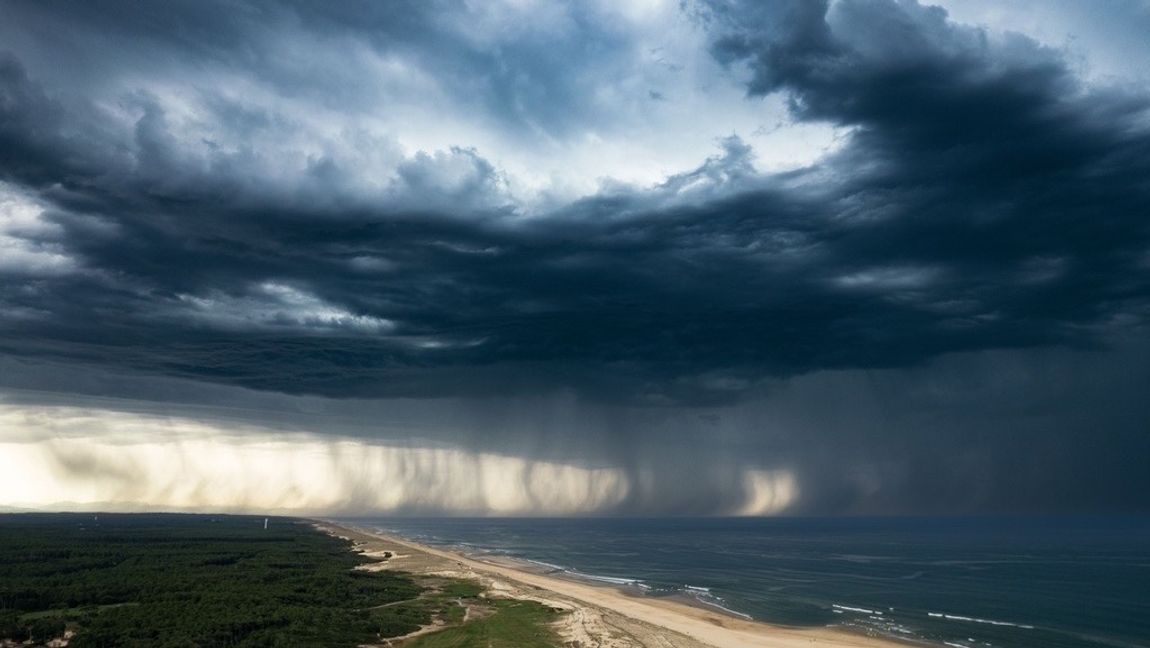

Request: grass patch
left=438, top=580, right=484, bottom=599
left=404, top=598, right=564, bottom=648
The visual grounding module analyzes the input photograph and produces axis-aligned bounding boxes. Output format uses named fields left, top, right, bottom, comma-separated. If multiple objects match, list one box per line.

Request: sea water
left=340, top=516, right=1150, bottom=648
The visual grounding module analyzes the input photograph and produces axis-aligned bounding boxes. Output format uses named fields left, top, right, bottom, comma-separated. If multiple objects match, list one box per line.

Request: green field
left=0, top=513, right=562, bottom=648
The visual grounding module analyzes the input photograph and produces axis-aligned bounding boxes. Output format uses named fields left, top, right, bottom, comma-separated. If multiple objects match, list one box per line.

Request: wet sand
left=315, top=520, right=926, bottom=648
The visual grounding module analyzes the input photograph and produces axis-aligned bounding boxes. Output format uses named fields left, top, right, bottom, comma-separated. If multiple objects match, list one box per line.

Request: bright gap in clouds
left=0, top=183, right=77, bottom=279
left=46, top=0, right=843, bottom=208
left=378, top=2, right=845, bottom=201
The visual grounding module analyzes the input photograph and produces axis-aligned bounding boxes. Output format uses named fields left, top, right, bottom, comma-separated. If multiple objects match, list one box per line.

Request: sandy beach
left=316, top=520, right=924, bottom=648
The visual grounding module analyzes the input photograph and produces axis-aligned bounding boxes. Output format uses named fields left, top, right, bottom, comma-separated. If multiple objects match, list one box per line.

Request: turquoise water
left=342, top=516, right=1150, bottom=648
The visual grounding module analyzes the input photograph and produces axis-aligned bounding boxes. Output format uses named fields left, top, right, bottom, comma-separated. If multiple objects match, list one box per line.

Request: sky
left=1, top=0, right=1148, bottom=516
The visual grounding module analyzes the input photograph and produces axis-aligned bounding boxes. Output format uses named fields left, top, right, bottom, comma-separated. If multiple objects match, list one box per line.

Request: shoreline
left=316, top=519, right=927, bottom=648
left=439, top=550, right=756, bottom=622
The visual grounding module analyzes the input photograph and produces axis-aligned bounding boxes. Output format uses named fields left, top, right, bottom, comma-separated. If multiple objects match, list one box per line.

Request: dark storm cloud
left=5, top=339, right=1149, bottom=515
left=0, top=0, right=1148, bottom=407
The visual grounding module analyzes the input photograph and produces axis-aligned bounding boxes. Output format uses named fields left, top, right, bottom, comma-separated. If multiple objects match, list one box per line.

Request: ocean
left=340, top=516, right=1150, bottom=648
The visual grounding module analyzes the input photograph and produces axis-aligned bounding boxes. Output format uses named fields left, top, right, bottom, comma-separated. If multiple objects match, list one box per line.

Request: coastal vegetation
left=0, top=513, right=562, bottom=647
left=405, top=598, right=563, bottom=648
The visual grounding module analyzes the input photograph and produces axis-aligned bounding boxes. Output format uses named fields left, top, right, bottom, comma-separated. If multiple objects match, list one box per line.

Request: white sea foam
left=833, top=604, right=882, bottom=616
left=501, top=556, right=651, bottom=590
left=523, top=558, right=566, bottom=571
left=566, top=570, right=642, bottom=586
left=928, top=612, right=1033, bottom=629
left=689, top=594, right=753, bottom=620
left=578, top=573, right=638, bottom=585
left=678, top=585, right=753, bottom=620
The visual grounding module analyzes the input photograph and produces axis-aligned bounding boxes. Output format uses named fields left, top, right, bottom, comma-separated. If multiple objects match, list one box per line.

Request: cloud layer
left=1, top=0, right=1147, bottom=405
left=1, top=0, right=1148, bottom=514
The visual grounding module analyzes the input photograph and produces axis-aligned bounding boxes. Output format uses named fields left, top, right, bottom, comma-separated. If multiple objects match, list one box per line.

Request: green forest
left=0, top=513, right=561, bottom=647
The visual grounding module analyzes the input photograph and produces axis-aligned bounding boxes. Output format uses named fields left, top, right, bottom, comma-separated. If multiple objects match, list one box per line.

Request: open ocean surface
left=341, top=516, right=1150, bottom=648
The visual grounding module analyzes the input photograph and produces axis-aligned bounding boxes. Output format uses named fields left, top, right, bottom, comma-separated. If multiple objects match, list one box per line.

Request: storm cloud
left=0, top=0, right=1148, bottom=514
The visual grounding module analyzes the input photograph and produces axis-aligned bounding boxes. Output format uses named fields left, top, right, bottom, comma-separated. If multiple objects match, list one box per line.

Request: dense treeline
left=0, top=513, right=427, bottom=647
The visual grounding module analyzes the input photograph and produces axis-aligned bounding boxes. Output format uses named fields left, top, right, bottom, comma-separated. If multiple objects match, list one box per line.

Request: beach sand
left=315, top=520, right=925, bottom=648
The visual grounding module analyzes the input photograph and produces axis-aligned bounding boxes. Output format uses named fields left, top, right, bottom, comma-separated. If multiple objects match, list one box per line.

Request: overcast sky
left=1, top=0, right=1148, bottom=516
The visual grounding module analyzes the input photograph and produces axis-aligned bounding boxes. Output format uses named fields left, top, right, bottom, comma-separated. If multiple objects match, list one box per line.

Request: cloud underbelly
left=0, top=405, right=796, bottom=516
